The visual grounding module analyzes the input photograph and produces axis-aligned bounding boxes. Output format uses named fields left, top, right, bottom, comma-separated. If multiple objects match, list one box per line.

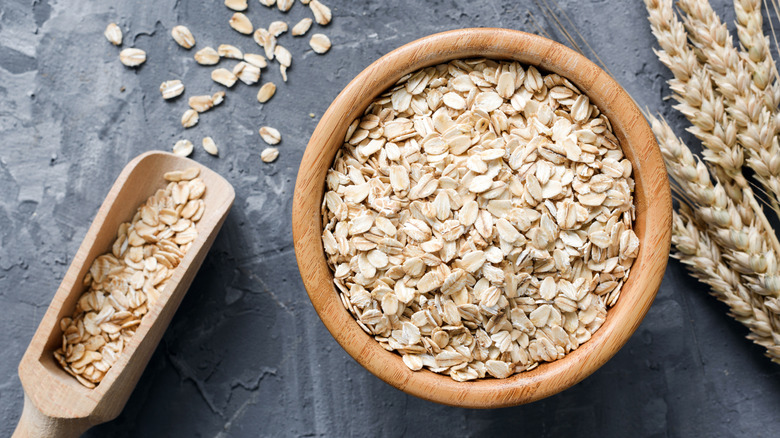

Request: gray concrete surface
left=0, top=0, right=778, bottom=436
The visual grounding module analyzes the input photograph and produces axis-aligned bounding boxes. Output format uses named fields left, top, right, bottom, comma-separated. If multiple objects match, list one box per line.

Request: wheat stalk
left=672, top=207, right=780, bottom=362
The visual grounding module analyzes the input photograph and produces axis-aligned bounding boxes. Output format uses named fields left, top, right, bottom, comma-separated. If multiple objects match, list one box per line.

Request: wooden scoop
left=13, top=151, right=235, bottom=437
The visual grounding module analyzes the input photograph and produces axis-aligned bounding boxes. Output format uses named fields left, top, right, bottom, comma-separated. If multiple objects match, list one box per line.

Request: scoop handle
left=13, top=393, right=91, bottom=438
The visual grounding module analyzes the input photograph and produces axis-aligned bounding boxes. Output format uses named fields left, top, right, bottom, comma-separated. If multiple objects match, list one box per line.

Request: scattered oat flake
left=172, top=139, right=194, bottom=156
left=280, top=64, right=289, bottom=82
left=202, top=137, right=219, bottom=156
left=258, top=0, right=275, bottom=6
left=212, top=68, right=238, bottom=87
left=277, top=0, right=294, bottom=12
left=194, top=47, right=220, bottom=65
left=119, top=48, right=146, bottom=67
left=257, top=82, right=276, bottom=103
left=181, top=109, right=199, bottom=128
left=309, top=33, right=331, bottom=54
left=160, top=80, right=185, bottom=100
left=229, top=12, right=254, bottom=35
left=224, top=0, right=247, bottom=11
left=261, top=147, right=279, bottom=163
left=254, top=29, right=277, bottom=60
left=274, top=45, right=291, bottom=66
left=259, top=126, right=281, bottom=145
left=189, top=95, right=214, bottom=112
left=104, top=23, right=122, bottom=46
left=234, top=61, right=261, bottom=85
left=212, top=91, right=225, bottom=106
left=244, top=53, right=267, bottom=68
left=218, top=44, right=243, bottom=59
left=310, top=0, right=332, bottom=25
left=171, top=25, right=196, bottom=49
left=269, top=21, right=288, bottom=37
left=291, top=18, right=313, bottom=36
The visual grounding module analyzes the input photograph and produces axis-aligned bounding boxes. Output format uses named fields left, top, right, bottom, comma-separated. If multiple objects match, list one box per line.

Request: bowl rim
left=292, top=28, right=671, bottom=408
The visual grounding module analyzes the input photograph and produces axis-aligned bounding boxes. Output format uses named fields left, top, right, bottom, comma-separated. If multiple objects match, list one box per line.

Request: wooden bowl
left=292, top=28, right=671, bottom=408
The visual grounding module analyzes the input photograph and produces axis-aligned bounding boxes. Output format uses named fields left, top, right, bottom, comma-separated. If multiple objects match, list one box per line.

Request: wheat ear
left=651, top=116, right=780, bottom=299
left=672, top=208, right=780, bottom=363
left=734, top=0, right=780, bottom=108
left=647, top=0, right=780, bottom=257
left=678, top=0, right=780, bottom=216
left=645, top=0, right=775, bottom=229
left=645, top=0, right=743, bottom=197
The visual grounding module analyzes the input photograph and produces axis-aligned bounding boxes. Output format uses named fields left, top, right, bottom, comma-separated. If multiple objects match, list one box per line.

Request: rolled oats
left=160, top=80, right=185, bottom=100
left=310, top=0, right=332, bottom=25
left=171, top=25, right=196, bottom=49
left=202, top=137, right=219, bottom=156
left=309, top=33, right=331, bottom=54
left=253, top=28, right=276, bottom=60
left=225, top=0, right=248, bottom=11
left=277, top=0, right=294, bottom=12
left=321, top=59, right=638, bottom=381
left=119, top=48, right=146, bottom=67
left=257, top=82, right=277, bottom=103
left=172, top=139, right=194, bottom=156
left=259, top=126, right=281, bottom=145
left=244, top=53, right=268, bottom=68
left=194, top=47, right=220, bottom=65
left=229, top=12, right=254, bottom=35
left=261, top=147, right=279, bottom=162
left=54, top=168, right=207, bottom=387
left=233, top=61, right=261, bottom=85
left=269, top=21, right=288, bottom=37
left=292, top=18, right=313, bottom=36
left=104, top=23, right=123, bottom=46
left=218, top=44, right=243, bottom=59
left=212, top=68, right=238, bottom=87
left=274, top=45, right=292, bottom=67
left=189, top=95, right=214, bottom=112
left=181, top=109, right=199, bottom=128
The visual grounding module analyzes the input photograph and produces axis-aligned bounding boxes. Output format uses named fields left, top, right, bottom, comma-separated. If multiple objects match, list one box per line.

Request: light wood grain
left=292, top=28, right=672, bottom=408
left=14, top=151, right=235, bottom=437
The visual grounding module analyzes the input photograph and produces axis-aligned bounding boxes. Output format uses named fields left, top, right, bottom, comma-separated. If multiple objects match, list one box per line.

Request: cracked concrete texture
left=0, top=0, right=778, bottom=436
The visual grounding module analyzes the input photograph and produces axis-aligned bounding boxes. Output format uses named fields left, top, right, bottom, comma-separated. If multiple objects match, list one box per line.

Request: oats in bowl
left=320, top=58, right=639, bottom=382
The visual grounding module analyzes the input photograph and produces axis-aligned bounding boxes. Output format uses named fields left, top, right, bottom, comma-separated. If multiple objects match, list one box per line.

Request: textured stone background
left=1, top=0, right=779, bottom=436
